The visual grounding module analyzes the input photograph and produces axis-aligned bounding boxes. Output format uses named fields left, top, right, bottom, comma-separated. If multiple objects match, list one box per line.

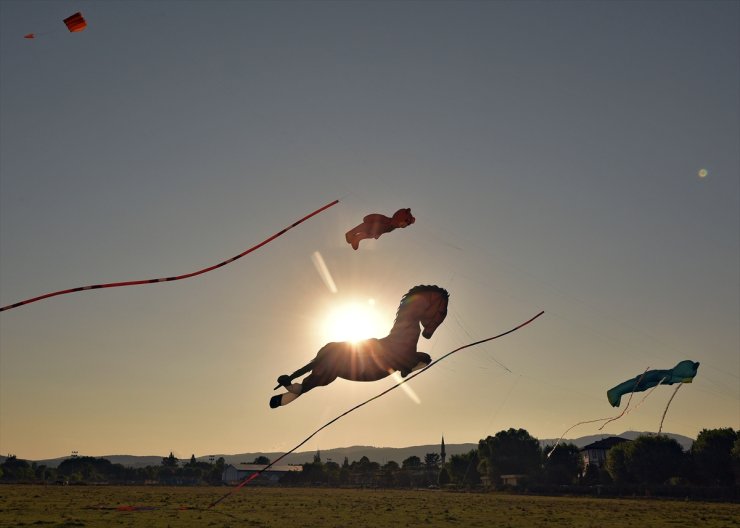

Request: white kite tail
left=658, top=383, right=683, bottom=434
left=547, top=372, right=667, bottom=459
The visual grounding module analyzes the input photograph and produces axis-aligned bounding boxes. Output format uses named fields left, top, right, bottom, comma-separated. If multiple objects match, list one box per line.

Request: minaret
left=440, top=435, right=446, bottom=465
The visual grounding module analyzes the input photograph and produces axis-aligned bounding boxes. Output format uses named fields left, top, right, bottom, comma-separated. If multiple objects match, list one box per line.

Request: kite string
left=0, top=199, right=339, bottom=312
left=546, top=370, right=666, bottom=458
left=597, top=376, right=667, bottom=431
left=451, top=307, right=512, bottom=373
left=207, top=309, right=545, bottom=509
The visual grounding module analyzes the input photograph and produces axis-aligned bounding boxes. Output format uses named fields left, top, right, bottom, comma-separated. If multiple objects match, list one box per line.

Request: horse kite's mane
left=394, top=284, right=449, bottom=321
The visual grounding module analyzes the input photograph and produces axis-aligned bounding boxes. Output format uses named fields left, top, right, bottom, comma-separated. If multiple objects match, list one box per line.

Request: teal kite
left=607, top=360, right=700, bottom=407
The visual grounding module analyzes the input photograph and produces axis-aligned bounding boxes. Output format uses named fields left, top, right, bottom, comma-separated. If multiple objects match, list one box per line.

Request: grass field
left=0, top=485, right=738, bottom=528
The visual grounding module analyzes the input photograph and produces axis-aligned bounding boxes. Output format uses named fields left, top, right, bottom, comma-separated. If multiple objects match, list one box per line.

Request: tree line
left=2, top=427, right=737, bottom=497
left=280, top=427, right=738, bottom=495
left=0, top=452, right=227, bottom=486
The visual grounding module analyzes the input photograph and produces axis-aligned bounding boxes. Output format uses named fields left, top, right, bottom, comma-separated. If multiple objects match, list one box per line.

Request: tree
left=447, top=450, right=480, bottom=486
left=1, top=455, right=33, bottom=481
left=252, top=456, right=270, bottom=465
left=300, top=460, right=326, bottom=484
left=57, top=456, right=125, bottom=483
left=478, top=429, right=541, bottom=485
left=339, top=466, right=351, bottom=485
left=691, top=428, right=738, bottom=486
left=438, top=466, right=451, bottom=486
left=207, top=458, right=223, bottom=484
left=379, top=461, right=398, bottom=487
left=395, top=468, right=411, bottom=488
left=424, top=453, right=440, bottom=470
left=628, top=435, right=684, bottom=485
left=581, top=463, right=600, bottom=485
left=542, top=443, right=583, bottom=485
left=324, top=460, right=340, bottom=485
left=607, top=435, right=684, bottom=485
left=606, top=442, right=632, bottom=484
left=162, top=452, right=179, bottom=468
left=401, top=455, right=421, bottom=470
left=351, top=456, right=380, bottom=473
left=350, top=456, right=380, bottom=486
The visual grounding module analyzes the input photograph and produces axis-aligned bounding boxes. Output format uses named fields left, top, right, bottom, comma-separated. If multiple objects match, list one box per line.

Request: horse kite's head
left=401, top=285, right=449, bottom=339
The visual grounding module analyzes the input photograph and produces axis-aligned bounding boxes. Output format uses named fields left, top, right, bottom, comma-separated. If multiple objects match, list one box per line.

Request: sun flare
left=323, top=299, right=387, bottom=343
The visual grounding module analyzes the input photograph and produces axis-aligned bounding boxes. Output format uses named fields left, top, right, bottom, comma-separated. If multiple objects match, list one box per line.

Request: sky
left=0, top=1, right=737, bottom=461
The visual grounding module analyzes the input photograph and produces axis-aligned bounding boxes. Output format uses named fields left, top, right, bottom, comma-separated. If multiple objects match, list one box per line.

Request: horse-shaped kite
left=270, top=284, right=449, bottom=408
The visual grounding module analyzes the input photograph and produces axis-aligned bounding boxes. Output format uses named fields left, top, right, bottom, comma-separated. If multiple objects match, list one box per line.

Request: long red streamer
left=0, top=200, right=339, bottom=312
left=208, top=310, right=545, bottom=509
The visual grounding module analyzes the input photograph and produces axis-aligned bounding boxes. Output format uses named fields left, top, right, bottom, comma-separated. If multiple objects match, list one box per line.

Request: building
left=580, top=437, right=629, bottom=468
left=499, top=474, right=527, bottom=487
left=221, top=463, right=302, bottom=485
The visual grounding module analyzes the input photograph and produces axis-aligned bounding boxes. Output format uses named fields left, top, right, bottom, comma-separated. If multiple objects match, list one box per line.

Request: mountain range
left=12, top=431, right=693, bottom=469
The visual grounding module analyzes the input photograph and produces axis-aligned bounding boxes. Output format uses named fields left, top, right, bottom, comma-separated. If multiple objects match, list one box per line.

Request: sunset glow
left=322, top=299, right=386, bottom=343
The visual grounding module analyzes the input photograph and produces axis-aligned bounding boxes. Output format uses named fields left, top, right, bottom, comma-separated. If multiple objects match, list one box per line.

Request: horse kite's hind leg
left=269, top=360, right=339, bottom=409
left=270, top=360, right=317, bottom=409
left=269, top=387, right=303, bottom=408
left=269, top=373, right=331, bottom=408
left=270, top=374, right=306, bottom=408
left=274, top=343, right=338, bottom=390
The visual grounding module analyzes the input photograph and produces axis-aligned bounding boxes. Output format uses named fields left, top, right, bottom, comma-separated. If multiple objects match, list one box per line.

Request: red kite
left=63, top=12, right=87, bottom=33
left=345, top=208, right=415, bottom=250
left=23, top=12, right=86, bottom=39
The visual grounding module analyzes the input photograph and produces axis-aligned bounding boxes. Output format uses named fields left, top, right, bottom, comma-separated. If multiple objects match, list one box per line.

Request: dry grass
left=0, top=485, right=738, bottom=527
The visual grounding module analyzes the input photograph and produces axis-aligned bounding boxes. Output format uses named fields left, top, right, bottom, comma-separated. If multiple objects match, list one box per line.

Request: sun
left=322, top=299, right=387, bottom=343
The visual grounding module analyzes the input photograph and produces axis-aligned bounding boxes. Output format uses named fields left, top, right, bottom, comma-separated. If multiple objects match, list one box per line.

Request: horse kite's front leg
left=400, top=352, right=432, bottom=377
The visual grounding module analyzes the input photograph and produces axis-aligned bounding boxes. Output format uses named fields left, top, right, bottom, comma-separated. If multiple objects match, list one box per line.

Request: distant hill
left=538, top=431, right=694, bottom=451
left=14, top=431, right=694, bottom=469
